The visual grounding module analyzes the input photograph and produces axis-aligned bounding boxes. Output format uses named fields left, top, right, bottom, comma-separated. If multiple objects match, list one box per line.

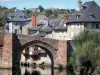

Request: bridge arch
left=20, top=40, right=58, bottom=68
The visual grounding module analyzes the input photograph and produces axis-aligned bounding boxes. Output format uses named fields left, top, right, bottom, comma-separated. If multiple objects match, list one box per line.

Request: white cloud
left=50, top=4, right=67, bottom=9
left=0, top=0, right=12, bottom=2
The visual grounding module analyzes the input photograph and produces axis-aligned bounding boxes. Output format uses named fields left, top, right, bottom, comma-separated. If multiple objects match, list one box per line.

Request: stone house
left=5, top=10, right=31, bottom=34
left=28, top=17, right=67, bottom=40
left=66, top=1, right=100, bottom=40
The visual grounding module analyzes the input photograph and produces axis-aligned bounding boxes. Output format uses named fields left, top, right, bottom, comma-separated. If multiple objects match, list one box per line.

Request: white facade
left=9, top=22, right=13, bottom=33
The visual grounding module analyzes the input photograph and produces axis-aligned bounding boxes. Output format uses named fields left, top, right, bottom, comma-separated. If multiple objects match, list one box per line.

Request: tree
left=38, top=5, right=44, bottom=13
left=53, top=10, right=58, bottom=17
left=68, top=29, right=100, bottom=75
left=45, top=9, right=53, bottom=17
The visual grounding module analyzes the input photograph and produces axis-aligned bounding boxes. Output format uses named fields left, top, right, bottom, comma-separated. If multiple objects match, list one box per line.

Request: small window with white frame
left=76, top=23, right=80, bottom=28
left=15, top=29, right=18, bottom=34
left=64, top=23, right=66, bottom=27
left=64, top=32, right=66, bottom=37
left=71, top=32, right=74, bottom=38
left=71, top=24, right=74, bottom=28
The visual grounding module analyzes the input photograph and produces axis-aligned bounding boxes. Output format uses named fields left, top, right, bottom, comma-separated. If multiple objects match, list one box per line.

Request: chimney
left=78, top=0, right=82, bottom=11
left=32, top=14, right=36, bottom=28
left=64, top=14, right=69, bottom=21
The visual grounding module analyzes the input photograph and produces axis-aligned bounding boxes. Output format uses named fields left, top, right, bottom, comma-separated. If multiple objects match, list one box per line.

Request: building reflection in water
left=21, top=66, right=51, bottom=75
left=0, top=67, right=67, bottom=75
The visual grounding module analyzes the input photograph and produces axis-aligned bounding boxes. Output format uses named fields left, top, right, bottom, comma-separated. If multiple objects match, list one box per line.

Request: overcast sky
left=0, top=0, right=100, bottom=9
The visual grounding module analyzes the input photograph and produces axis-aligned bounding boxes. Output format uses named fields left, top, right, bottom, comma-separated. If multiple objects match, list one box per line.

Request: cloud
left=50, top=4, right=67, bottom=9
left=0, top=0, right=12, bottom=2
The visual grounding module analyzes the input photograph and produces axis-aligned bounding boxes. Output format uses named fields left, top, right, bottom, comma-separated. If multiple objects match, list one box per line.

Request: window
left=71, top=24, right=74, bottom=28
left=15, top=29, right=18, bottom=34
left=11, top=16, right=14, bottom=19
left=64, top=32, right=66, bottom=37
left=83, top=5, right=87, bottom=10
left=19, top=16, right=23, bottom=19
left=76, top=23, right=80, bottom=28
left=59, top=32, right=62, bottom=37
left=64, top=23, right=66, bottom=27
left=92, top=24, right=99, bottom=28
left=24, top=16, right=27, bottom=19
left=92, top=24, right=94, bottom=28
left=90, top=14, right=96, bottom=19
left=15, top=22, right=18, bottom=25
left=96, top=24, right=99, bottom=28
left=76, top=15, right=80, bottom=19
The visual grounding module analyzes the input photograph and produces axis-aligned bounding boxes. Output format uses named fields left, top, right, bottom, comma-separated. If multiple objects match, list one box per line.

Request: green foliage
left=45, top=9, right=53, bottom=17
left=58, top=64, right=63, bottom=72
left=68, top=29, right=100, bottom=75
left=0, top=6, right=15, bottom=23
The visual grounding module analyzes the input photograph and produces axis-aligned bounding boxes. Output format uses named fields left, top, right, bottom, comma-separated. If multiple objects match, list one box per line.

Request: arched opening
left=20, top=40, right=56, bottom=69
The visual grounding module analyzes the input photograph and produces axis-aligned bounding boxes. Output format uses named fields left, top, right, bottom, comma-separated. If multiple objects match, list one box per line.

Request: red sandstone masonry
left=1, top=33, right=12, bottom=68
left=57, top=41, right=67, bottom=67
left=0, top=33, right=67, bottom=68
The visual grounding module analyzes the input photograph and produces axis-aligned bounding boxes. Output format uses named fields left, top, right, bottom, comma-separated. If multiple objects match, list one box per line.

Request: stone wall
left=0, top=33, right=67, bottom=68
left=57, top=41, right=67, bottom=67
left=0, top=33, right=12, bottom=68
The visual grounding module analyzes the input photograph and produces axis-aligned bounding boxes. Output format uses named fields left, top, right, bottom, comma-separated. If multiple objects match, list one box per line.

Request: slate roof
left=7, top=10, right=31, bottom=22
left=39, top=24, right=52, bottom=33
left=28, top=18, right=67, bottom=36
left=48, top=18, right=61, bottom=27
left=67, top=1, right=100, bottom=23
left=54, top=21, right=67, bottom=30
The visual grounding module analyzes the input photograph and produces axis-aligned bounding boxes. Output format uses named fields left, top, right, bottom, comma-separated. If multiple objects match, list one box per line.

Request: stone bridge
left=0, top=33, right=67, bottom=68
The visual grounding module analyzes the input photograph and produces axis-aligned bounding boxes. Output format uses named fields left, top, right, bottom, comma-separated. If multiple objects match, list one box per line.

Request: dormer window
left=19, top=16, right=23, bottom=19
left=76, top=15, right=80, bottom=19
left=24, top=16, right=27, bottom=19
left=82, top=5, right=87, bottom=10
left=90, top=14, right=95, bottom=19
left=11, top=16, right=14, bottom=19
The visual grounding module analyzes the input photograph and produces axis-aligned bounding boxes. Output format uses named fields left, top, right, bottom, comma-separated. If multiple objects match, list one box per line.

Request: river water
left=0, top=66, right=67, bottom=75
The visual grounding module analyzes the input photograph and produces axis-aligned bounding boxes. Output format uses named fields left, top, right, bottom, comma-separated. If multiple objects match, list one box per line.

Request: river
left=0, top=66, right=67, bottom=75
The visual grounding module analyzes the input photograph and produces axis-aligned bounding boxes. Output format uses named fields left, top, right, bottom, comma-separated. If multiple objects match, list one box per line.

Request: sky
left=0, top=0, right=100, bottom=10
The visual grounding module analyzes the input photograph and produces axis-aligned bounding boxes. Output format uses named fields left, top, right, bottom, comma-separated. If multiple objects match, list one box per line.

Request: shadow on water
left=24, top=69, right=41, bottom=75
left=12, top=66, right=55, bottom=75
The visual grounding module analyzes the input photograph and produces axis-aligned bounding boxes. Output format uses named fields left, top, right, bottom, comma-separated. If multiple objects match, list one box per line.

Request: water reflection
left=0, top=67, right=67, bottom=75
left=0, top=69, right=12, bottom=75
left=21, top=66, right=51, bottom=75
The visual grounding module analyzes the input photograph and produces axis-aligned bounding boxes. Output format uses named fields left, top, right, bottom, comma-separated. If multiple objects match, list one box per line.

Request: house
left=52, top=21, right=67, bottom=40
left=28, top=17, right=52, bottom=38
left=5, top=9, right=31, bottom=34
left=66, top=1, right=100, bottom=40
left=36, top=14, right=48, bottom=25
left=20, top=14, right=48, bottom=35
left=28, top=17, right=67, bottom=40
